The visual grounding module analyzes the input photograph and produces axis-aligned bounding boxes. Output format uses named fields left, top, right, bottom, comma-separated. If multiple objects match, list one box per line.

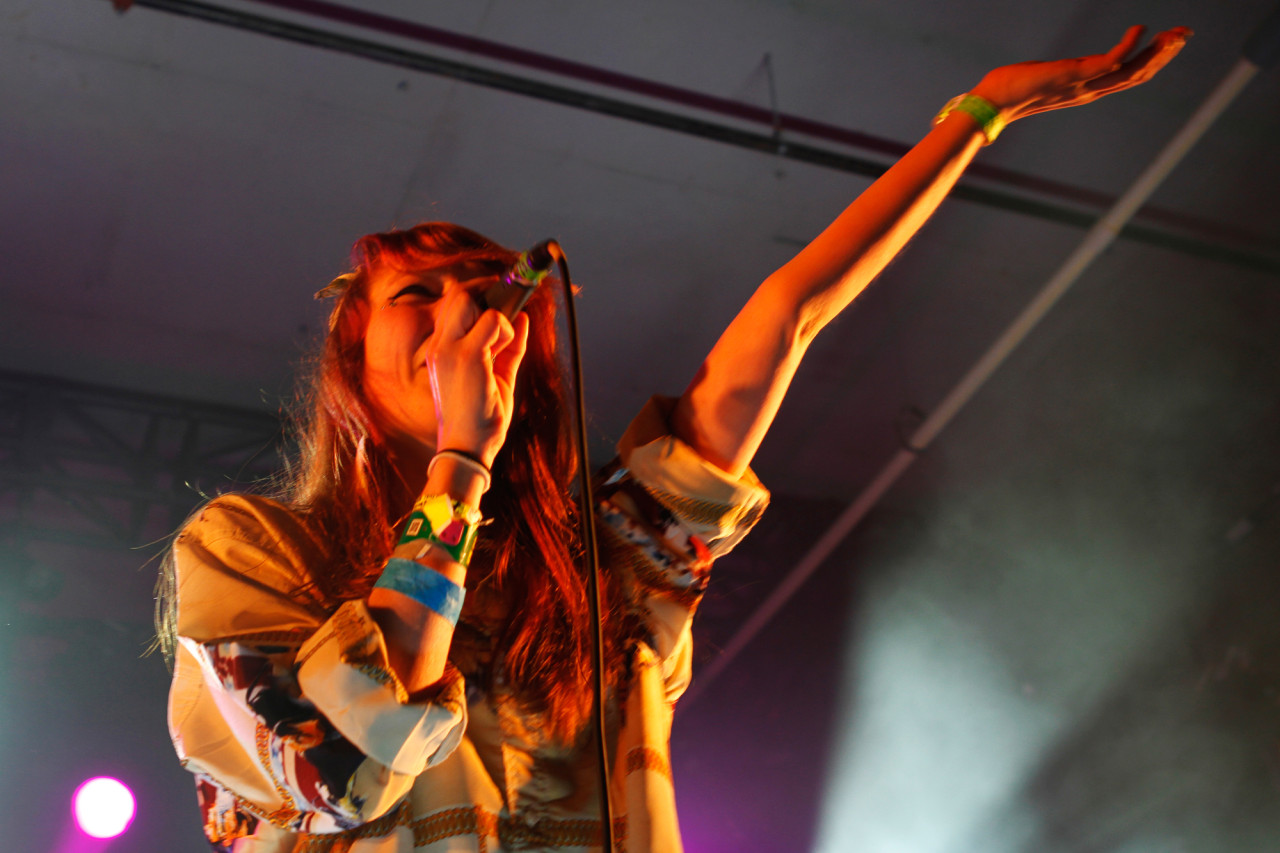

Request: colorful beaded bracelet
left=398, top=493, right=484, bottom=566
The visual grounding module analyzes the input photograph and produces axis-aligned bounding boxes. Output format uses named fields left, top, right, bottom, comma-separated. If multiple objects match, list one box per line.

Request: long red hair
left=290, top=222, right=630, bottom=742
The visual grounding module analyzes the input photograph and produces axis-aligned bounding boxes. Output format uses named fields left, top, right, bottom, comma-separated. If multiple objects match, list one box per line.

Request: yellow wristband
left=934, top=94, right=1006, bottom=145
left=398, top=494, right=484, bottom=565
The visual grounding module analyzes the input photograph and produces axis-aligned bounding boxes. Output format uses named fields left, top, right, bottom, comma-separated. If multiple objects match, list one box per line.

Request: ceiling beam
left=0, top=370, right=288, bottom=552
left=116, top=0, right=1280, bottom=275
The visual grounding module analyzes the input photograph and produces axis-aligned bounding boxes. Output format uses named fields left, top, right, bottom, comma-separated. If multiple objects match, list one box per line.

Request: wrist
left=435, top=429, right=501, bottom=469
left=933, top=92, right=1008, bottom=145
left=968, top=76, right=1027, bottom=123
left=425, top=450, right=491, bottom=506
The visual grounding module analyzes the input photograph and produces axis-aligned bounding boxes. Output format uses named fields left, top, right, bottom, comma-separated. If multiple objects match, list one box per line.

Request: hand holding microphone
left=429, top=240, right=556, bottom=466
left=482, top=239, right=557, bottom=318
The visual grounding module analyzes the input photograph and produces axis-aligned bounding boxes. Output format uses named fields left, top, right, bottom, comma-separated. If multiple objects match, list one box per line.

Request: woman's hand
left=425, top=286, right=529, bottom=468
left=971, top=25, right=1191, bottom=123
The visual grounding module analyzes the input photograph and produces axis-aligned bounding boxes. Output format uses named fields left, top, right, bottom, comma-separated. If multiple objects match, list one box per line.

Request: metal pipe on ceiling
left=118, top=0, right=1280, bottom=275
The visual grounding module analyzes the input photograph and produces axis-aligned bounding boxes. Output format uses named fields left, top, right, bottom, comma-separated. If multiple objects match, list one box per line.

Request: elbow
left=759, top=271, right=837, bottom=350
left=774, top=294, right=830, bottom=357
left=794, top=294, right=833, bottom=346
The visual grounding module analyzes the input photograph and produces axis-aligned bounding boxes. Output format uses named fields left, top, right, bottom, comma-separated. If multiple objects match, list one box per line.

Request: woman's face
left=360, top=259, right=503, bottom=460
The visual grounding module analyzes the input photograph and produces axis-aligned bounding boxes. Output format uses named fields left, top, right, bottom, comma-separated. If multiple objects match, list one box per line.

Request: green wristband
left=935, top=93, right=1006, bottom=144
left=398, top=494, right=483, bottom=565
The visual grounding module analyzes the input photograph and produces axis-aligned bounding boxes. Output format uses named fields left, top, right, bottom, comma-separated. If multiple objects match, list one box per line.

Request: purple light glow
left=73, top=777, right=136, bottom=839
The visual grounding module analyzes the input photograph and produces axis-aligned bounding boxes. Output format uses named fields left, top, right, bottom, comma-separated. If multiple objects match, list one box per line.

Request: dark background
left=2, top=1, right=1278, bottom=850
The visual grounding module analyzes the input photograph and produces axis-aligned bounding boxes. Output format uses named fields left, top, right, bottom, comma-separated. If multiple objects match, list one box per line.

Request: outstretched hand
left=971, top=25, right=1191, bottom=123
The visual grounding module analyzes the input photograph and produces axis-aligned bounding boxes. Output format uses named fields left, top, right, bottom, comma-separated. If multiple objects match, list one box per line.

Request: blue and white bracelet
left=374, top=557, right=466, bottom=626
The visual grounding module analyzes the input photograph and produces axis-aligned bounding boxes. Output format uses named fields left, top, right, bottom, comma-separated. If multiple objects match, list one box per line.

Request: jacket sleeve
left=596, top=396, right=770, bottom=700
left=167, top=495, right=466, bottom=842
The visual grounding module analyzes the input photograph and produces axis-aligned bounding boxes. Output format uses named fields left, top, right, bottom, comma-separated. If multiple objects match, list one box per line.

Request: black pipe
left=119, top=0, right=1280, bottom=275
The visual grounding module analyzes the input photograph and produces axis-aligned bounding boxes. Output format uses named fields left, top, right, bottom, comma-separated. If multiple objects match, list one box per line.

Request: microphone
left=482, top=240, right=556, bottom=319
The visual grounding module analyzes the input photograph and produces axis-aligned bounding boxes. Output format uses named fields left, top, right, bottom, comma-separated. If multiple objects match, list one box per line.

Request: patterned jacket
left=168, top=397, right=769, bottom=852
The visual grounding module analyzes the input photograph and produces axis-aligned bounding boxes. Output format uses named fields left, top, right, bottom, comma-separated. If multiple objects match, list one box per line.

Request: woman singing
left=158, top=25, right=1189, bottom=852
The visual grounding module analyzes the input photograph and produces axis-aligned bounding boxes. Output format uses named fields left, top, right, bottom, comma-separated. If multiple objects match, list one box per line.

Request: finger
left=492, top=312, right=529, bottom=388
left=1129, top=28, right=1191, bottom=74
left=1071, top=25, right=1145, bottom=81
left=1082, top=27, right=1191, bottom=93
left=1105, top=25, right=1146, bottom=64
left=433, top=286, right=482, bottom=342
left=464, top=308, right=512, bottom=355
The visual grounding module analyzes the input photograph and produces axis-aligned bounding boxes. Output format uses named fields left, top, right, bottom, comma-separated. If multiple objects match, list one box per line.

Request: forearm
left=367, top=558, right=461, bottom=697
left=675, top=111, right=986, bottom=475
left=775, top=110, right=985, bottom=335
left=368, top=455, right=485, bottom=695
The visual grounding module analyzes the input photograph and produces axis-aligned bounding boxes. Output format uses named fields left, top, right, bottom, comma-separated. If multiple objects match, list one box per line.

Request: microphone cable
left=498, top=240, right=616, bottom=852
left=552, top=241, right=617, bottom=853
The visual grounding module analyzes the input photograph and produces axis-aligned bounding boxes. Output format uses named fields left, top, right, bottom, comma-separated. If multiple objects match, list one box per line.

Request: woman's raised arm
left=671, top=25, right=1191, bottom=477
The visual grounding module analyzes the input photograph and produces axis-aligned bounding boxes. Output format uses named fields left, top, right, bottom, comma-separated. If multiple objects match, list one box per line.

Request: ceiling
left=2, top=0, right=1278, bottom=850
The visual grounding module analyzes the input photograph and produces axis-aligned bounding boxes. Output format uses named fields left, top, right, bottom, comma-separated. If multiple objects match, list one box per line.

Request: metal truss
left=0, top=370, right=291, bottom=554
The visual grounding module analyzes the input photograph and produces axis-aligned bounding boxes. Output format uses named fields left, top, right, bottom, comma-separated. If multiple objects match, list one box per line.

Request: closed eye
left=390, top=283, right=441, bottom=303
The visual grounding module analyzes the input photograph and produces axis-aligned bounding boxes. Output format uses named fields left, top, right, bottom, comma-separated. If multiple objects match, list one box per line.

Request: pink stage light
left=73, top=777, right=136, bottom=839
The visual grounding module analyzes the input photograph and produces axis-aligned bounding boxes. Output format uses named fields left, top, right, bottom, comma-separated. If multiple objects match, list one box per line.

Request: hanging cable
left=492, top=240, right=616, bottom=851
left=553, top=242, right=617, bottom=853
